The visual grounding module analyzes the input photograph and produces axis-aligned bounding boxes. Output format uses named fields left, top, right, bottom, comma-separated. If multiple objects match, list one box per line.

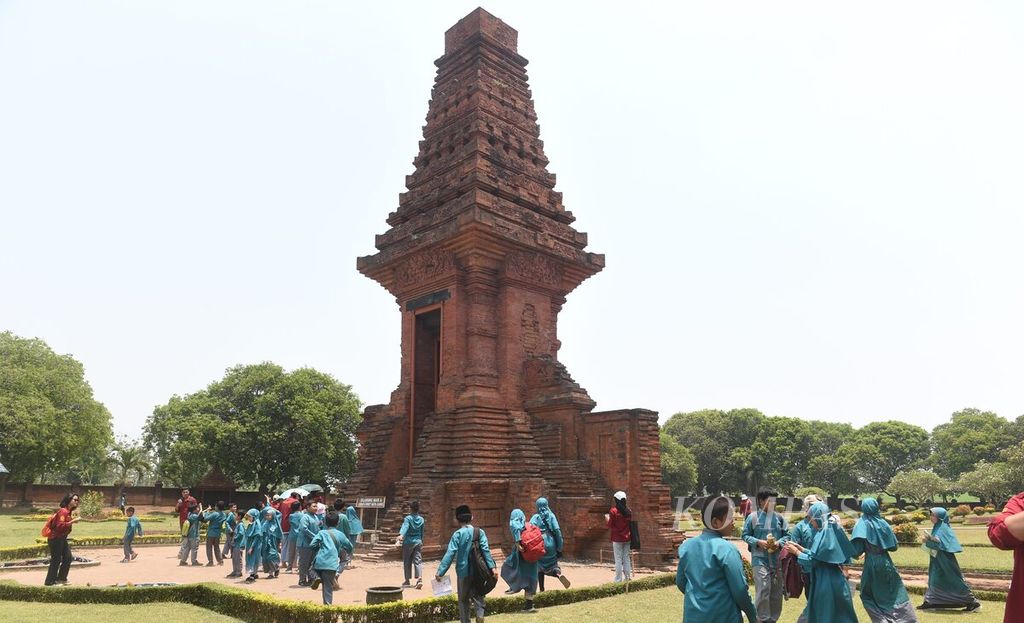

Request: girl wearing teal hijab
left=345, top=506, right=363, bottom=535
left=920, top=507, right=980, bottom=611
left=851, top=498, right=918, bottom=622
left=501, top=508, right=540, bottom=613
left=238, top=508, right=264, bottom=583
left=784, top=502, right=858, bottom=623
left=261, top=507, right=282, bottom=578
left=530, top=497, right=570, bottom=591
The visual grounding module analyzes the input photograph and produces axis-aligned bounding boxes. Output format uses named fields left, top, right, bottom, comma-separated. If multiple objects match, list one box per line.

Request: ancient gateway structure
left=347, top=9, right=677, bottom=565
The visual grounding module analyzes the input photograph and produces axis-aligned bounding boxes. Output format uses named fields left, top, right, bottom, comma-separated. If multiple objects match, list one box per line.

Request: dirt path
left=0, top=545, right=661, bottom=605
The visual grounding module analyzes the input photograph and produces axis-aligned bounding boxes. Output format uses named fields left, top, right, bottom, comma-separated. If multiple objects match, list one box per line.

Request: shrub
left=0, top=574, right=683, bottom=622
left=842, top=517, right=856, bottom=532
left=890, top=514, right=913, bottom=525
left=904, top=505, right=917, bottom=512
left=973, top=507, right=987, bottom=516
left=775, top=505, right=786, bottom=513
left=912, top=511, right=930, bottom=523
left=984, top=505, right=997, bottom=512
left=794, top=487, right=827, bottom=501
left=892, top=522, right=920, bottom=544
left=953, top=504, right=972, bottom=517
left=882, top=503, right=897, bottom=512
left=78, top=491, right=105, bottom=519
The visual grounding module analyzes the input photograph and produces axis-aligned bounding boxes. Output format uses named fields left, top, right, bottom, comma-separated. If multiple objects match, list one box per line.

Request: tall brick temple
left=347, top=8, right=677, bottom=564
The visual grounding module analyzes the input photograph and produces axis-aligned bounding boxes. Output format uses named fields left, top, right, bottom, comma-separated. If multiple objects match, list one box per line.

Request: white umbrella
left=279, top=487, right=309, bottom=498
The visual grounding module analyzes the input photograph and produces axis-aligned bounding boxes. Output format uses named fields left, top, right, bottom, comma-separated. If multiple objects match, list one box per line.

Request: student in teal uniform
left=784, top=502, right=858, bottom=623
left=788, top=494, right=821, bottom=623
left=261, top=506, right=282, bottom=578
left=221, top=503, right=238, bottom=561
left=178, top=503, right=202, bottom=566
left=436, top=504, right=497, bottom=623
left=676, top=496, right=757, bottom=623
left=345, top=506, right=364, bottom=549
left=121, top=506, right=143, bottom=563
left=284, top=500, right=302, bottom=572
left=239, top=508, right=264, bottom=583
left=530, top=497, right=570, bottom=591
left=742, top=489, right=789, bottom=623
left=851, top=497, right=918, bottom=622
left=501, top=508, right=540, bottom=613
left=203, top=501, right=226, bottom=566
left=397, top=500, right=425, bottom=589
left=225, top=506, right=244, bottom=578
left=920, top=507, right=981, bottom=612
left=308, top=511, right=354, bottom=605
left=295, top=503, right=321, bottom=587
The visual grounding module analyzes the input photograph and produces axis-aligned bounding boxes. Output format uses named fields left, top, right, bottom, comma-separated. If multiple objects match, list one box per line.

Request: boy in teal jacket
left=677, top=496, right=757, bottom=623
left=203, top=501, right=226, bottom=566
left=294, top=503, right=321, bottom=586
left=397, top=500, right=425, bottom=589
left=435, top=504, right=496, bottom=623
left=178, top=503, right=202, bottom=566
left=308, top=511, right=353, bottom=605
left=121, top=506, right=143, bottom=562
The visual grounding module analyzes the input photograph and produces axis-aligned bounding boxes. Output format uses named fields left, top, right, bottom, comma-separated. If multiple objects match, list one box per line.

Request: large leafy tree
left=932, top=408, right=1015, bottom=479
left=886, top=470, right=951, bottom=506
left=851, top=421, right=930, bottom=490
left=752, top=416, right=812, bottom=494
left=663, top=408, right=765, bottom=494
left=955, top=460, right=1013, bottom=506
left=144, top=363, right=362, bottom=493
left=660, top=432, right=697, bottom=498
left=0, top=331, right=113, bottom=502
left=806, top=443, right=863, bottom=500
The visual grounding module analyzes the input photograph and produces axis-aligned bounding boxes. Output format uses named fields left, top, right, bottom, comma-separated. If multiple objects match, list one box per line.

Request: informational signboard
left=355, top=496, right=386, bottom=544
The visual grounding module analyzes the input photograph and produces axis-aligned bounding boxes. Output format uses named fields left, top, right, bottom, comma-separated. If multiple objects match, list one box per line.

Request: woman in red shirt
left=605, top=491, right=632, bottom=582
left=44, top=493, right=80, bottom=586
left=989, top=492, right=1024, bottom=623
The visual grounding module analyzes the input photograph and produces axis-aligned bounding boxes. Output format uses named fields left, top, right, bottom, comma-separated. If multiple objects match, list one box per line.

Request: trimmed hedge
left=33, top=534, right=183, bottom=547
left=0, top=545, right=49, bottom=561
left=15, top=514, right=163, bottom=523
left=0, top=573, right=677, bottom=622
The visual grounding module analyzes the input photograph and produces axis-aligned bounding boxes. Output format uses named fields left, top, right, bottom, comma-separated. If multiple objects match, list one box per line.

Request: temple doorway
left=410, top=306, right=441, bottom=465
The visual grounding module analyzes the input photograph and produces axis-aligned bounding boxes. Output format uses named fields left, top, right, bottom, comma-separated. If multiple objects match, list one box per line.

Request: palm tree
left=110, top=440, right=151, bottom=505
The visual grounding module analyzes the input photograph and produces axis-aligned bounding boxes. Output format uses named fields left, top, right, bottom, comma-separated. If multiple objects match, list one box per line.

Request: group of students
left=429, top=496, right=574, bottom=623
left=678, top=491, right=983, bottom=623
left=169, top=491, right=366, bottom=605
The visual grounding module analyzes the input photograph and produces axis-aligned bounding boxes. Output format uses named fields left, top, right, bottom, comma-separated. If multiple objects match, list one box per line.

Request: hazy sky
left=2, top=1, right=1022, bottom=439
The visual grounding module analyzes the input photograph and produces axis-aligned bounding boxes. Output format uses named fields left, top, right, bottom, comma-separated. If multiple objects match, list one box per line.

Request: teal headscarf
left=346, top=506, right=364, bottom=535
left=509, top=508, right=527, bottom=541
left=851, top=497, right=898, bottom=551
left=242, top=508, right=264, bottom=539
left=807, top=502, right=856, bottom=565
left=530, top=497, right=560, bottom=531
left=929, top=507, right=963, bottom=553
left=261, top=507, right=282, bottom=539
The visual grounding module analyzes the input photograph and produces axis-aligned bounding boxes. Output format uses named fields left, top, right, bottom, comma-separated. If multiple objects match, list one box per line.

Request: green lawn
left=488, top=586, right=1007, bottom=622
left=0, top=589, right=1008, bottom=623
left=880, top=545, right=1013, bottom=573
left=0, top=514, right=181, bottom=549
left=1, top=600, right=241, bottom=623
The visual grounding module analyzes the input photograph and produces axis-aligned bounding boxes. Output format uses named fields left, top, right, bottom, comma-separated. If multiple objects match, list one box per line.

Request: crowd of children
left=679, top=493, right=982, bottom=623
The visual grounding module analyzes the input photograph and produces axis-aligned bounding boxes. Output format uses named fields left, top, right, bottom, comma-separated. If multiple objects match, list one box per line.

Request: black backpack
left=469, top=527, right=497, bottom=596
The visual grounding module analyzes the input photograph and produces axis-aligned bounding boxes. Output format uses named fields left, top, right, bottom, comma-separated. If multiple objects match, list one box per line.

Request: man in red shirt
left=279, top=492, right=300, bottom=571
left=176, top=488, right=197, bottom=528
left=988, top=491, right=1024, bottom=623
left=45, top=493, right=80, bottom=586
left=739, top=494, right=753, bottom=517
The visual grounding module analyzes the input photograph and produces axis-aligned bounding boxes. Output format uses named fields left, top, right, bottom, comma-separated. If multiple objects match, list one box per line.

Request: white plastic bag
left=432, top=575, right=453, bottom=597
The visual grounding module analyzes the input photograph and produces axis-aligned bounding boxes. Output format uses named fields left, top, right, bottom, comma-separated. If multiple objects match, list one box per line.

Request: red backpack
left=519, top=522, right=546, bottom=563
